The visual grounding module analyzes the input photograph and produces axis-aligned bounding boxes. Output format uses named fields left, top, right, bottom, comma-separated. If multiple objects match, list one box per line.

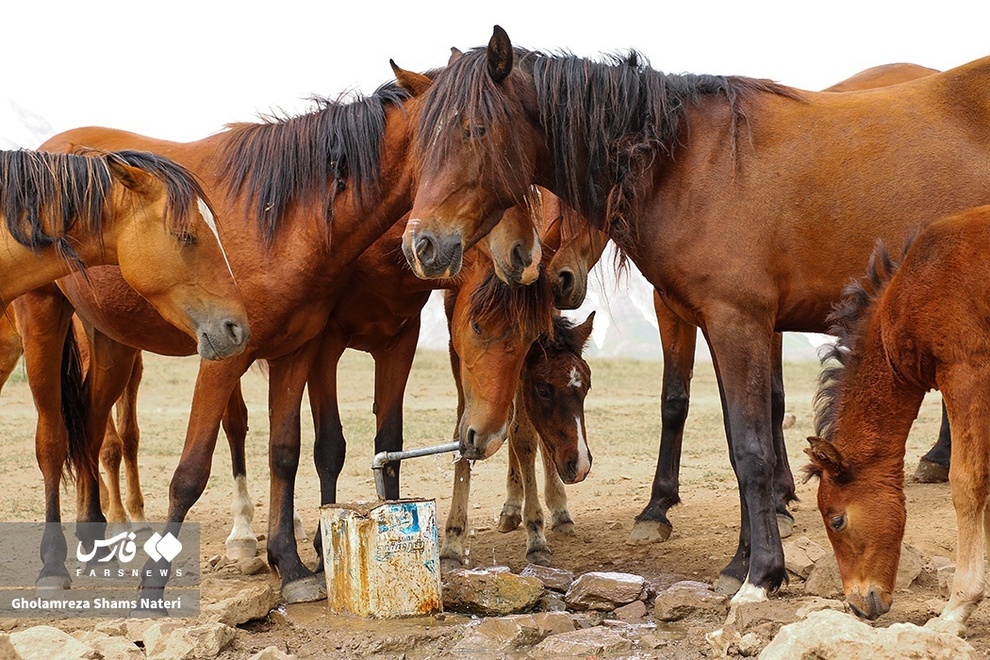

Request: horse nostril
left=225, top=320, right=245, bottom=345
left=416, top=236, right=437, bottom=265
left=557, top=269, right=575, bottom=296
left=466, top=427, right=477, bottom=450
left=511, top=242, right=529, bottom=271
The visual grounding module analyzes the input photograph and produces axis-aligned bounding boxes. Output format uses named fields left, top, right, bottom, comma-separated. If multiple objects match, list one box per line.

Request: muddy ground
left=0, top=348, right=986, bottom=657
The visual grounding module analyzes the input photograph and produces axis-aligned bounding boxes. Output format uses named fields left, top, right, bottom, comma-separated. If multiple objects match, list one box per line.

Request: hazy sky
left=6, top=1, right=989, bottom=143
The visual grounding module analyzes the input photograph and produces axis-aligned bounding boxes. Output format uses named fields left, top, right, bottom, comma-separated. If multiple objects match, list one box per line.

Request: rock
left=564, top=571, right=645, bottom=611
left=725, top=596, right=844, bottom=630
left=804, top=552, right=843, bottom=597
left=199, top=578, right=279, bottom=626
left=926, top=555, right=953, bottom=573
left=529, top=625, right=633, bottom=657
left=0, top=634, right=21, bottom=660
left=614, top=599, right=647, bottom=621
left=937, top=564, right=956, bottom=598
left=652, top=580, right=729, bottom=622
left=9, top=626, right=97, bottom=659
left=71, top=630, right=143, bottom=659
left=897, top=543, right=924, bottom=590
left=520, top=564, right=575, bottom=593
left=238, top=556, right=269, bottom=576
left=143, top=621, right=236, bottom=660
left=442, top=568, right=544, bottom=616
left=760, top=609, right=978, bottom=659
left=737, top=631, right=762, bottom=657
left=452, top=612, right=576, bottom=654
left=248, top=646, right=296, bottom=660
left=537, top=592, right=568, bottom=612
left=782, top=536, right=827, bottom=579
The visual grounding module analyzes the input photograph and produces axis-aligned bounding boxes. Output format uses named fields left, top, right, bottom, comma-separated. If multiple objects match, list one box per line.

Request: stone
left=0, top=634, right=21, bottom=660
left=737, top=631, right=762, bottom=657
left=937, top=564, right=956, bottom=598
left=564, top=571, right=645, bottom=611
left=529, top=625, right=633, bottom=657
left=537, top=591, right=568, bottom=612
left=614, top=599, right=648, bottom=621
left=143, top=621, right=237, bottom=659
left=804, top=551, right=843, bottom=597
left=442, top=568, right=544, bottom=616
left=71, top=630, right=143, bottom=659
left=9, top=626, right=97, bottom=659
left=726, top=596, right=844, bottom=630
left=926, top=555, right=953, bottom=572
left=897, top=543, right=924, bottom=590
left=452, top=612, right=576, bottom=654
left=520, top=564, right=575, bottom=593
left=238, top=556, right=269, bottom=576
left=652, top=580, right=728, bottom=622
left=782, top=536, right=828, bottom=578
left=199, top=578, right=279, bottom=626
left=760, top=609, right=978, bottom=659
left=248, top=646, right=297, bottom=660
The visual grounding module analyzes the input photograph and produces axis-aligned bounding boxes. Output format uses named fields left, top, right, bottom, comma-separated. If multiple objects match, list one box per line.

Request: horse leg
left=914, top=401, right=951, bottom=483
left=629, top=296, right=695, bottom=544
left=117, top=353, right=147, bottom=525
left=770, top=333, right=796, bottom=538
left=372, top=315, right=421, bottom=499
left=540, top=440, right=574, bottom=534
left=0, top=305, right=22, bottom=393
left=16, top=286, right=74, bottom=587
left=223, top=380, right=258, bottom=560
left=442, top=457, right=473, bottom=570
left=498, top=413, right=525, bottom=533
left=308, top=331, right=347, bottom=573
left=512, top=395, right=551, bottom=565
left=266, top=340, right=326, bottom=603
left=704, top=313, right=783, bottom=603
left=927, top=377, right=988, bottom=636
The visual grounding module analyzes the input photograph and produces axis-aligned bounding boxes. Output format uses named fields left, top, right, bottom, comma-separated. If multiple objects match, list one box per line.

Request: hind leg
left=769, top=334, right=796, bottom=538
left=914, top=402, right=951, bottom=483
left=541, top=441, right=573, bottom=535
left=0, top=305, right=23, bottom=393
left=117, top=353, right=147, bottom=525
left=223, top=381, right=257, bottom=560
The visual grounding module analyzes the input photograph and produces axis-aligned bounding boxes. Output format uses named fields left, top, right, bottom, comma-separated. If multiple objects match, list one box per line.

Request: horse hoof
left=440, top=557, right=464, bottom=573
left=225, top=537, right=259, bottom=561
left=776, top=513, right=795, bottom=539
left=35, top=575, right=70, bottom=591
left=713, top=573, right=743, bottom=596
left=551, top=521, right=575, bottom=536
left=527, top=550, right=552, bottom=566
left=282, top=575, right=326, bottom=604
left=913, top=459, right=949, bottom=483
left=625, top=519, right=672, bottom=545
left=498, top=512, right=522, bottom=533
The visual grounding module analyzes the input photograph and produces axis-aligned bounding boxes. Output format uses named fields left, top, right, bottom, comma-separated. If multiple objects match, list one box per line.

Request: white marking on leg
left=567, top=366, right=582, bottom=389
left=226, top=475, right=256, bottom=546
left=197, top=197, right=236, bottom=281
left=730, top=575, right=767, bottom=604
left=573, top=415, right=591, bottom=481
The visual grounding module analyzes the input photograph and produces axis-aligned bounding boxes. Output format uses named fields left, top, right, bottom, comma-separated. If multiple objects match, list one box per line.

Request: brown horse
left=805, top=205, right=990, bottom=634
left=19, top=74, right=449, bottom=603
left=397, top=27, right=990, bottom=601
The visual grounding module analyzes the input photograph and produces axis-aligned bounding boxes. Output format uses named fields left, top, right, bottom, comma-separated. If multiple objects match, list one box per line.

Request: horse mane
left=531, top=315, right=587, bottom=357
left=468, top=267, right=554, bottom=341
left=218, top=80, right=411, bottom=245
left=418, top=47, right=803, bottom=257
left=0, top=148, right=205, bottom=265
left=814, top=238, right=913, bottom=440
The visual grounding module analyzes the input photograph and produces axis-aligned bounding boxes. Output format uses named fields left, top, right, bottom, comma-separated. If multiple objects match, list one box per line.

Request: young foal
left=806, top=205, right=990, bottom=634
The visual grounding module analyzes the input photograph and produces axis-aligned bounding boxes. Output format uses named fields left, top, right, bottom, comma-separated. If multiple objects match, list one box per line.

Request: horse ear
left=390, top=60, right=432, bottom=97
left=448, top=47, right=463, bottom=65
left=804, top=436, right=852, bottom=483
left=107, top=157, right=155, bottom=195
left=573, top=311, right=595, bottom=350
left=487, top=25, right=513, bottom=84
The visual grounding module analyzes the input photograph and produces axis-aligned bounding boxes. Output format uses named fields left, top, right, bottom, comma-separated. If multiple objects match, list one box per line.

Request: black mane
left=468, top=267, right=554, bottom=341
left=218, top=80, right=410, bottom=244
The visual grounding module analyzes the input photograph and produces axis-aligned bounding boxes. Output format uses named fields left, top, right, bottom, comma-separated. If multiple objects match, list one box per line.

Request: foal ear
left=448, top=47, right=463, bottom=66
left=390, top=60, right=432, bottom=97
left=487, top=25, right=513, bottom=84
left=107, top=157, right=155, bottom=196
left=573, top=311, right=595, bottom=350
left=804, top=436, right=852, bottom=483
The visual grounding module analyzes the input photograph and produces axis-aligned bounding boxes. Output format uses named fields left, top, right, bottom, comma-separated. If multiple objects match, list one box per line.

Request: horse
left=805, top=204, right=990, bottom=635
left=396, top=26, right=990, bottom=602
left=17, top=71, right=458, bottom=603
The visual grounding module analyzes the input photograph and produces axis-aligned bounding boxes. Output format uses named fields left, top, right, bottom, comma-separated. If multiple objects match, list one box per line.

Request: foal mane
left=814, top=240, right=911, bottom=441
left=218, top=80, right=410, bottom=244
left=467, top=267, right=554, bottom=341
left=418, top=47, right=803, bottom=254
left=0, top=149, right=205, bottom=264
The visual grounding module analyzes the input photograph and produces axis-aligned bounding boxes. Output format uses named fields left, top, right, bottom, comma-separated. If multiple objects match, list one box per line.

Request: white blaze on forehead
left=567, top=366, right=583, bottom=389
left=197, top=197, right=235, bottom=281
left=574, top=415, right=591, bottom=478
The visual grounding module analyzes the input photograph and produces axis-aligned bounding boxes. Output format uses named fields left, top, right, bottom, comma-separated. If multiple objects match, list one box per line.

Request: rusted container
left=319, top=498, right=443, bottom=617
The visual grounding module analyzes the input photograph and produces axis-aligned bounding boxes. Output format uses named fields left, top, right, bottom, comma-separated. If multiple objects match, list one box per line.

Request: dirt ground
left=0, top=347, right=986, bottom=657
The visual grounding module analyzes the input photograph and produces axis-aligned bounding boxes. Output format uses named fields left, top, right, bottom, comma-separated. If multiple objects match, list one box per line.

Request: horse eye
left=336, top=179, right=346, bottom=192
left=829, top=514, right=847, bottom=531
left=471, top=322, right=482, bottom=336
left=535, top=385, right=551, bottom=400
left=173, top=230, right=197, bottom=246
left=463, top=125, right=487, bottom=139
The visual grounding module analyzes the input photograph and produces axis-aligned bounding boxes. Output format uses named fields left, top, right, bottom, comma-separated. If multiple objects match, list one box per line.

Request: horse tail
left=60, top=327, right=93, bottom=482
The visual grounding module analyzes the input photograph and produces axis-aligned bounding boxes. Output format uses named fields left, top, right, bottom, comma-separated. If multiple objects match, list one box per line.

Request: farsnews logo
left=76, top=531, right=182, bottom=564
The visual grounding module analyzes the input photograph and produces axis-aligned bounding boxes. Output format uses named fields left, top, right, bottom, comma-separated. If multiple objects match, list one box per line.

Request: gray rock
left=9, top=626, right=96, bottom=659
left=937, top=564, right=956, bottom=598
left=760, top=609, right=978, bottom=659
left=442, top=568, right=544, bottom=616
left=452, top=612, right=576, bottom=654
left=199, top=578, right=279, bottom=626
left=520, top=564, right=575, bottom=593
left=71, top=631, right=144, bottom=659
left=238, top=556, right=269, bottom=576
left=0, top=633, right=20, bottom=660
left=564, top=571, right=645, bottom=611
left=143, top=621, right=236, bottom=660
left=248, top=646, right=297, bottom=660
left=614, top=599, right=648, bottom=621
left=897, top=543, right=924, bottom=590
left=538, top=591, right=568, bottom=612
left=652, top=580, right=728, bottom=622
left=726, top=595, right=845, bottom=630
left=804, top=552, right=843, bottom=597
left=782, top=536, right=827, bottom=579
left=530, top=625, right=633, bottom=657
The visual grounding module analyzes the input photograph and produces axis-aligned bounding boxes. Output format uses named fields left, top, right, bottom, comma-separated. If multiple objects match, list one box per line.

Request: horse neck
left=830, top=321, right=927, bottom=478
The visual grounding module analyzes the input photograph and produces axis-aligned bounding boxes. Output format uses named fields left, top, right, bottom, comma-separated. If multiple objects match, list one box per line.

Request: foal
left=806, top=205, right=990, bottom=634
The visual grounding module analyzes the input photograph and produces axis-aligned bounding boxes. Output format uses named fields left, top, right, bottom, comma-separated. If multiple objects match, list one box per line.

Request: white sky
left=6, top=1, right=990, bottom=143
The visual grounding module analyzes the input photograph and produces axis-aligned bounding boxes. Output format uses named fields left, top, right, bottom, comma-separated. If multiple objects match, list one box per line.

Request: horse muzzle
left=847, top=585, right=892, bottom=620
left=402, top=223, right=464, bottom=279
left=458, top=423, right=506, bottom=461
left=197, top=317, right=250, bottom=360
left=551, top=266, right=587, bottom=310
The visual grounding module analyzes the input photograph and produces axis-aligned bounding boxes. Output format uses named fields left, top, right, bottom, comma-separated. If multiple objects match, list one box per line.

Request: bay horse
left=805, top=205, right=990, bottom=634
left=18, top=73, right=447, bottom=603
left=397, top=26, right=990, bottom=601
